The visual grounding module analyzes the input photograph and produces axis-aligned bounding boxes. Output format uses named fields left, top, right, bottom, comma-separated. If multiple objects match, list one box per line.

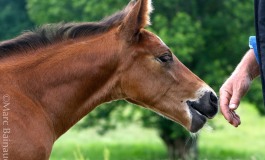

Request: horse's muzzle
left=187, top=91, right=218, bottom=133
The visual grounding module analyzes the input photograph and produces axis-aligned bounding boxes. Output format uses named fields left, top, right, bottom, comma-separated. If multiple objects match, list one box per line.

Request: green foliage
left=26, top=0, right=127, bottom=24
left=246, top=78, right=264, bottom=114
left=151, top=12, right=204, bottom=63
left=77, top=101, right=133, bottom=135
left=0, top=0, right=33, bottom=40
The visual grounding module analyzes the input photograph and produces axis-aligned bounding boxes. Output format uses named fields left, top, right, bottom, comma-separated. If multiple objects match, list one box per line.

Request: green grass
left=199, top=102, right=265, bottom=160
left=50, top=125, right=167, bottom=160
left=50, top=102, right=265, bottom=160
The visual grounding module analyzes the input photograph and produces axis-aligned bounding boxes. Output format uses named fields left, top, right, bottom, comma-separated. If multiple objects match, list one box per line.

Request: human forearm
left=219, top=49, right=260, bottom=127
left=233, top=49, right=260, bottom=80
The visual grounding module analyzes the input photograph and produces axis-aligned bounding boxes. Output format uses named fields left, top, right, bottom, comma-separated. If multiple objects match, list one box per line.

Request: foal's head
left=116, top=0, right=218, bottom=132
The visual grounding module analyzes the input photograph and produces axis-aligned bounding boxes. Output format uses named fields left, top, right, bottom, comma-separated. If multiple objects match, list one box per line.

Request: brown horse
left=0, top=0, right=218, bottom=159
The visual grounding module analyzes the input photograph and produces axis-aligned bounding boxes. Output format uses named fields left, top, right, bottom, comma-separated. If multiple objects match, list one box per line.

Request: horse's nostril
left=210, top=92, right=218, bottom=104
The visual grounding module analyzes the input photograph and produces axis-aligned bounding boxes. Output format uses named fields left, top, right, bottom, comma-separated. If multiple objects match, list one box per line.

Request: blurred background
left=1, top=0, right=265, bottom=159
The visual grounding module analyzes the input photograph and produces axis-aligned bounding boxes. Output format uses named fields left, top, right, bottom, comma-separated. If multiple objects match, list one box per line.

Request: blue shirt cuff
left=249, top=36, right=260, bottom=64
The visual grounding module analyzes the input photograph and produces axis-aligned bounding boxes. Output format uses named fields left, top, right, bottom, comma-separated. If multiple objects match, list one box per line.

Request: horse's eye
left=157, top=53, right=173, bottom=63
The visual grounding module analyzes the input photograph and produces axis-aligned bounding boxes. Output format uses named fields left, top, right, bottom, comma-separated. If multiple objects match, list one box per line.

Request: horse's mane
left=0, top=6, right=131, bottom=58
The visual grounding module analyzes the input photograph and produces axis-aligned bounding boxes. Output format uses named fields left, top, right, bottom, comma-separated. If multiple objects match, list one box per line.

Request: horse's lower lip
left=189, top=106, right=207, bottom=133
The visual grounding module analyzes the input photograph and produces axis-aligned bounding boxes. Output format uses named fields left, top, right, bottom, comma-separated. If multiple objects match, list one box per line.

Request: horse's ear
left=119, top=0, right=153, bottom=42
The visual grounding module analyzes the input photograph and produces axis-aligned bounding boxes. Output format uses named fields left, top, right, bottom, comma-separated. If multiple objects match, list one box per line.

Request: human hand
left=219, top=49, right=260, bottom=127
left=219, top=72, right=251, bottom=127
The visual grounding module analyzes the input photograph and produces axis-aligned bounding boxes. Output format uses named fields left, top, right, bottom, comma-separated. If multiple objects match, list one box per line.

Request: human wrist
left=233, top=49, right=260, bottom=81
left=246, top=50, right=260, bottom=80
left=232, top=65, right=252, bottom=81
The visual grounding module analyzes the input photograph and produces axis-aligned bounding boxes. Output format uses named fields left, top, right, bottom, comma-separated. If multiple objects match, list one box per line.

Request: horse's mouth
left=187, top=92, right=218, bottom=133
left=188, top=105, right=207, bottom=133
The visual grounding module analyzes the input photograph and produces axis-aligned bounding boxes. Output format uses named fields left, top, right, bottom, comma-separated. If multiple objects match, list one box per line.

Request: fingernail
left=229, top=104, right=237, bottom=110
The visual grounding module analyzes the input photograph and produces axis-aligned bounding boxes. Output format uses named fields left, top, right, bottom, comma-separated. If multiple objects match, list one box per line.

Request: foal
left=0, top=0, right=218, bottom=159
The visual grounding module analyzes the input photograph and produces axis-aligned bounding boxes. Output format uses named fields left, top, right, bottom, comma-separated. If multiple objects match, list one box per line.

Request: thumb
left=229, top=91, right=242, bottom=110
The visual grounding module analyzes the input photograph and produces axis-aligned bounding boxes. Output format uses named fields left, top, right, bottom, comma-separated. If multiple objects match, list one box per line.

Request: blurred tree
left=0, top=0, right=33, bottom=41
left=27, top=0, right=127, bottom=24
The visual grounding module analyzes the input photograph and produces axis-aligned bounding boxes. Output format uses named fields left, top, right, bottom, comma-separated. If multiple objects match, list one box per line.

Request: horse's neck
left=9, top=32, right=123, bottom=138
